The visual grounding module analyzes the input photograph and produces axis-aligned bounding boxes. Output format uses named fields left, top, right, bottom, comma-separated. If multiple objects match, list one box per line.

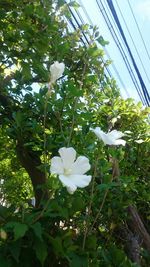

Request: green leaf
left=21, top=62, right=32, bottom=81
left=31, top=222, right=43, bottom=241
left=70, top=253, right=88, bottom=267
left=34, top=239, right=48, bottom=266
left=67, top=80, right=83, bottom=97
left=72, top=196, right=85, bottom=213
left=57, top=0, right=66, bottom=7
left=49, top=236, right=64, bottom=256
left=86, top=235, right=97, bottom=250
left=9, top=240, right=21, bottom=263
left=14, top=223, right=28, bottom=241
left=12, top=111, right=26, bottom=128
left=0, top=205, right=10, bottom=220
left=25, top=86, right=33, bottom=91
left=0, top=254, right=11, bottom=267
left=97, top=182, right=118, bottom=191
left=97, top=36, right=109, bottom=46
left=6, top=222, right=28, bottom=241
left=69, top=1, right=80, bottom=9
left=95, top=31, right=99, bottom=38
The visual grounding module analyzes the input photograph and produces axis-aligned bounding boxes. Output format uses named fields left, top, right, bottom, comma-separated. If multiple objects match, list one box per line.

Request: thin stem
left=43, top=82, right=52, bottom=176
left=82, top=156, right=99, bottom=250
left=32, top=196, right=52, bottom=223
left=43, top=95, right=48, bottom=176
left=67, top=98, right=78, bottom=147
left=67, top=63, right=87, bottom=147
left=89, top=157, right=118, bottom=232
left=89, top=188, right=110, bottom=233
left=57, top=111, right=67, bottom=142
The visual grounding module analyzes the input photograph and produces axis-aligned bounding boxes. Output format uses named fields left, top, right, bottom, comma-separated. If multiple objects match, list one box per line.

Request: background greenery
left=0, top=0, right=150, bottom=266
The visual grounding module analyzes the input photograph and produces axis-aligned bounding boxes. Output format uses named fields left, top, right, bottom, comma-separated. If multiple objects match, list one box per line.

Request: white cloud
left=137, top=0, right=150, bottom=20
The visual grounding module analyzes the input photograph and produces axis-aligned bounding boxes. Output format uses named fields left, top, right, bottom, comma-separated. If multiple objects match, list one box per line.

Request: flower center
left=64, top=168, right=72, bottom=175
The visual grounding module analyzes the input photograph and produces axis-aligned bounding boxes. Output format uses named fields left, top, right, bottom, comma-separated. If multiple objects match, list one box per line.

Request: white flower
left=135, top=139, right=144, bottom=144
left=124, top=130, right=132, bottom=135
left=50, top=147, right=92, bottom=194
left=50, top=61, right=65, bottom=84
left=91, top=127, right=126, bottom=146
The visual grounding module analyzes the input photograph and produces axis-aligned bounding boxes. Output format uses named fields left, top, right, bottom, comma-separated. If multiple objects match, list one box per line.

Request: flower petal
left=59, top=147, right=76, bottom=169
left=69, top=174, right=92, bottom=188
left=91, top=127, right=108, bottom=144
left=71, top=156, right=91, bottom=174
left=59, top=175, right=77, bottom=192
left=66, top=186, right=76, bottom=194
left=107, top=130, right=125, bottom=139
left=113, top=139, right=126, bottom=146
left=50, top=157, right=64, bottom=174
left=91, top=127, right=126, bottom=146
left=50, top=61, right=65, bottom=84
left=91, top=127, right=102, bottom=138
left=135, top=139, right=144, bottom=144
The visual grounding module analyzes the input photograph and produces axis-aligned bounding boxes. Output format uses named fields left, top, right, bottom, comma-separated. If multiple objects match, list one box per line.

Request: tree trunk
left=116, top=225, right=141, bottom=265
left=0, top=91, right=49, bottom=207
left=128, top=205, right=150, bottom=253
left=126, top=230, right=141, bottom=265
left=16, top=142, right=49, bottom=207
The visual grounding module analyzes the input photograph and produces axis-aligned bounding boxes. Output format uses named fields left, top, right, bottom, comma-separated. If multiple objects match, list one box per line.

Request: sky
left=76, top=0, right=150, bottom=103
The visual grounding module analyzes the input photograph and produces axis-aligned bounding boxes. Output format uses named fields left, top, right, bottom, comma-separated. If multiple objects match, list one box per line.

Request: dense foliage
left=0, top=1, right=150, bottom=266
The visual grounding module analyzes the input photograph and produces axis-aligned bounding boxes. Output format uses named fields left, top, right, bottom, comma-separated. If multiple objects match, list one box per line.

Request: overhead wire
left=66, top=0, right=139, bottom=99
left=64, top=0, right=149, bottom=105
left=79, top=0, right=150, bottom=105
left=104, top=47, right=130, bottom=97
left=127, top=0, right=150, bottom=63
left=74, top=6, right=113, bottom=78
left=65, top=1, right=112, bottom=78
left=96, top=0, right=146, bottom=105
left=106, top=0, right=150, bottom=106
left=66, top=4, right=88, bottom=45
left=115, top=0, right=150, bottom=85
left=76, top=0, right=129, bottom=96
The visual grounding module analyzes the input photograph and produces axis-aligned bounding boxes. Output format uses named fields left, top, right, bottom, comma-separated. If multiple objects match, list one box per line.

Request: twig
left=43, top=95, right=48, bottom=176
left=128, top=205, right=150, bottom=253
left=89, top=157, right=119, bottom=232
left=67, top=63, right=87, bottom=147
left=82, top=156, right=99, bottom=249
left=43, top=82, right=52, bottom=176
left=32, top=197, right=52, bottom=223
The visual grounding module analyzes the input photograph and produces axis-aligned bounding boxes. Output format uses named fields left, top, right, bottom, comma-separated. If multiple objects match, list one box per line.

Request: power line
left=77, top=0, right=129, bottom=96
left=66, top=0, right=149, bottom=105
left=80, top=0, right=150, bottom=105
left=67, top=4, right=89, bottom=45
left=127, top=0, right=150, bottom=64
left=65, top=1, right=112, bottom=78
left=106, top=0, right=150, bottom=106
left=96, top=0, right=146, bottom=105
left=78, top=0, right=93, bottom=26
left=104, top=47, right=130, bottom=97
left=75, top=7, right=113, bottom=79
left=115, top=0, right=150, bottom=85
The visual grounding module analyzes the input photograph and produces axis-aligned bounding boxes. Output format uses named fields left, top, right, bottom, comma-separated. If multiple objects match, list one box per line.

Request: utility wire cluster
left=65, top=0, right=150, bottom=106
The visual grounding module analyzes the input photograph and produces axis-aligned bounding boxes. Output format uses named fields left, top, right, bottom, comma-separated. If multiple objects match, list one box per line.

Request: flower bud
left=50, top=61, right=65, bottom=84
left=0, top=229, right=7, bottom=240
